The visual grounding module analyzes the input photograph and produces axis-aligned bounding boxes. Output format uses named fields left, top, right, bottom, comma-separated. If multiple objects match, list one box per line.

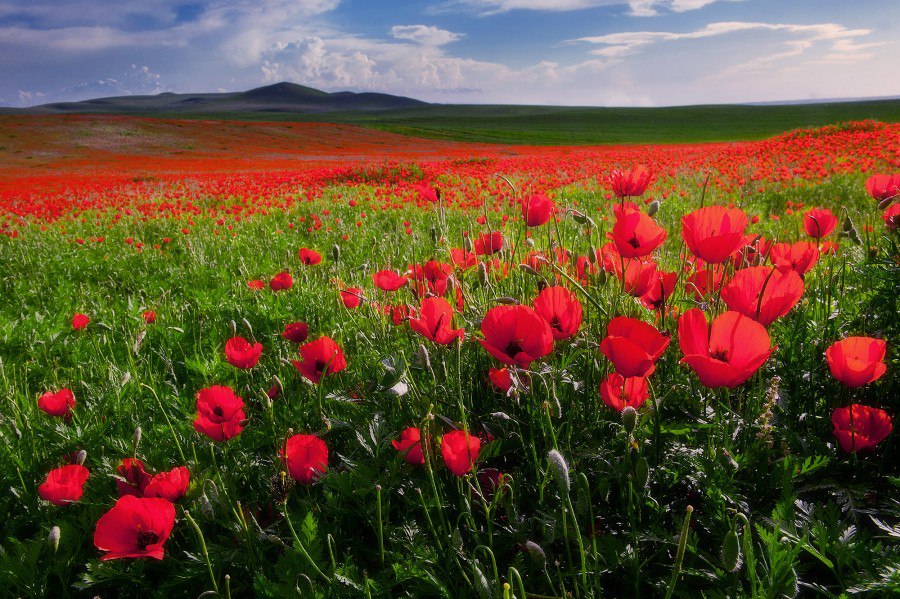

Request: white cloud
left=436, top=0, right=735, bottom=17
left=577, top=21, right=879, bottom=67
left=390, top=25, right=464, bottom=46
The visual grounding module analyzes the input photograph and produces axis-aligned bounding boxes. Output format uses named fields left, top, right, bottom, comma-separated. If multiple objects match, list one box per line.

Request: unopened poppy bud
left=200, top=493, right=215, bottom=518
left=878, top=196, right=895, bottom=210
left=430, top=225, right=438, bottom=245
left=75, top=450, right=87, bottom=465
left=571, top=209, right=588, bottom=224
left=495, top=297, right=518, bottom=305
left=133, top=426, right=142, bottom=452
left=647, top=200, right=660, bottom=217
left=588, top=246, right=598, bottom=265
left=241, top=318, right=253, bottom=337
left=622, top=406, right=638, bottom=434
left=518, top=264, right=540, bottom=277
left=721, top=526, right=742, bottom=572
left=267, top=534, right=283, bottom=546
left=418, top=344, right=432, bottom=372
left=478, top=262, right=489, bottom=286
left=525, top=540, right=546, bottom=565
left=332, top=244, right=341, bottom=262
left=547, top=449, right=570, bottom=493
left=230, top=319, right=237, bottom=336
left=526, top=237, right=535, bottom=247
left=463, top=235, right=473, bottom=253
left=48, top=526, right=60, bottom=552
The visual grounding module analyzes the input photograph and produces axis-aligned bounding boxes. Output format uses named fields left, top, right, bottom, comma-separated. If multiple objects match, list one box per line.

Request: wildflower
left=282, top=434, right=328, bottom=484
left=825, top=337, right=887, bottom=388
left=193, top=385, right=246, bottom=441
left=224, top=336, right=262, bottom=369
left=94, top=496, right=175, bottom=560
left=39, top=465, right=90, bottom=506
left=292, top=336, right=347, bottom=384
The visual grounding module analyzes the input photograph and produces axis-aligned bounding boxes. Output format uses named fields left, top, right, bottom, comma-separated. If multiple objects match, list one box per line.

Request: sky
left=1, top=0, right=898, bottom=107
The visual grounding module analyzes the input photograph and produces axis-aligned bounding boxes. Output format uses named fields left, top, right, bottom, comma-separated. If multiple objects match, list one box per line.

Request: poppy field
left=0, top=117, right=898, bottom=597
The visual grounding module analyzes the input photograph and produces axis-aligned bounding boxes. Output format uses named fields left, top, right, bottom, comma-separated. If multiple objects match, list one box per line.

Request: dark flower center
left=315, top=359, right=328, bottom=374
left=136, top=530, right=159, bottom=550
left=627, top=235, right=641, bottom=249
left=504, top=340, right=524, bottom=358
left=710, top=348, right=730, bottom=362
left=212, top=406, right=224, bottom=417
left=549, top=317, right=563, bottom=332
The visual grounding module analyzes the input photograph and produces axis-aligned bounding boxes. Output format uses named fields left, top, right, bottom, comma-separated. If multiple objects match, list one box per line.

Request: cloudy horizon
left=1, top=0, right=898, bottom=108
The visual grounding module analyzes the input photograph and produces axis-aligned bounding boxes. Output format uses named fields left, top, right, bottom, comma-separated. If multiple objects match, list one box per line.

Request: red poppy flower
left=638, top=270, right=677, bottom=311
left=533, top=286, right=582, bottom=341
left=387, top=304, right=409, bottom=326
left=609, top=165, right=652, bottom=198
left=292, top=336, right=347, bottom=384
left=599, top=373, right=649, bottom=412
left=247, top=279, right=265, bottom=291
left=825, top=337, right=887, bottom=388
left=883, top=204, right=900, bottom=232
left=193, top=385, right=246, bottom=442
left=521, top=193, right=555, bottom=227
left=340, top=287, right=364, bottom=309
left=298, top=248, right=323, bottom=265
left=141, top=310, right=157, bottom=324
left=143, top=467, right=190, bottom=502
left=599, top=316, right=670, bottom=378
left=720, top=266, right=804, bottom=326
left=479, top=305, right=554, bottom=367
left=117, top=458, right=152, bottom=497
left=610, top=202, right=667, bottom=258
left=282, top=434, right=328, bottom=484
left=769, top=241, right=819, bottom=276
left=38, top=388, right=75, bottom=419
left=474, top=231, right=503, bottom=256
left=38, top=464, right=90, bottom=506
left=282, top=321, right=309, bottom=343
left=678, top=309, right=774, bottom=388
left=409, top=297, right=465, bottom=345
left=597, top=243, right=658, bottom=297
left=450, top=248, right=477, bottom=270
left=224, top=336, right=262, bottom=369
left=373, top=270, right=409, bottom=291
left=392, top=427, right=426, bottom=465
left=803, top=207, right=838, bottom=239
left=94, top=495, right=176, bottom=561
left=488, top=367, right=513, bottom=394
left=681, top=206, right=749, bottom=264
left=270, top=271, right=293, bottom=291
left=685, top=267, right=724, bottom=300
left=832, top=404, right=892, bottom=453
left=72, top=313, right=90, bottom=330
left=422, top=260, right=453, bottom=296
left=865, top=174, right=900, bottom=201
left=441, top=430, right=481, bottom=476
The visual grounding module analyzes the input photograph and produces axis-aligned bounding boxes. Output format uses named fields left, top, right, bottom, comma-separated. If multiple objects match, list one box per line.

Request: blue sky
left=0, top=0, right=897, bottom=107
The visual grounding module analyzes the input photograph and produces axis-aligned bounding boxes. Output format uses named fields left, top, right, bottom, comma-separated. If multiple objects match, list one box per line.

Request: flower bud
left=526, top=238, right=535, bottom=247
left=721, top=526, right=742, bottom=572
left=525, top=540, right=546, bottom=566
left=634, top=456, right=649, bottom=489
left=75, top=450, right=87, bottom=465
left=478, top=262, right=489, bottom=286
left=463, top=235, right=473, bottom=253
left=133, top=426, right=142, bottom=452
left=622, top=406, right=638, bottom=434
left=647, top=200, right=660, bottom=217
left=332, top=243, right=341, bottom=262
left=547, top=449, right=570, bottom=493
left=48, top=526, right=60, bottom=552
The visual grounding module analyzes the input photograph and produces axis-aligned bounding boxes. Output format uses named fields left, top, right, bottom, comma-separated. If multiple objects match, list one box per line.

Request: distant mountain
left=1, top=82, right=429, bottom=115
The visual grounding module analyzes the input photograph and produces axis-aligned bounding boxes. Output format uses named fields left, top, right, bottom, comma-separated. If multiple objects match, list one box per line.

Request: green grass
left=121, top=99, right=900, bottom=145
left=0, top=168, right=898, bottom=597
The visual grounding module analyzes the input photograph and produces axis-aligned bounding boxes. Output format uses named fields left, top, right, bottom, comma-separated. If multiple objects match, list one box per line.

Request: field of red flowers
left=0, top=117, right=898, bottom=597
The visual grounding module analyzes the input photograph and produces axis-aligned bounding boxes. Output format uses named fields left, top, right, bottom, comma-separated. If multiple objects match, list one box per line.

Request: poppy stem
left=664, top=505, right=693, bottom=599
left=282, top=501, right=332, bottom=584
left=183, top=509, right=218, bottom=593
left=375, top=484, right=385, bottom=565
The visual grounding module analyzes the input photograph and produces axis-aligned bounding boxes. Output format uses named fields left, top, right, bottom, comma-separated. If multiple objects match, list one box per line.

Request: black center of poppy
left=710, top=348, right=730, bottom=362
left=549, top=317, right=563, bottom=332
left=627, top=235, right=641, bottom=249
left=315, top=359, right=328, bottom=374
left=136, top=530, right=159, bottom=550
left=504, top=340, right=524, bottom=358
left=212, top=406, right=224, bottom=417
